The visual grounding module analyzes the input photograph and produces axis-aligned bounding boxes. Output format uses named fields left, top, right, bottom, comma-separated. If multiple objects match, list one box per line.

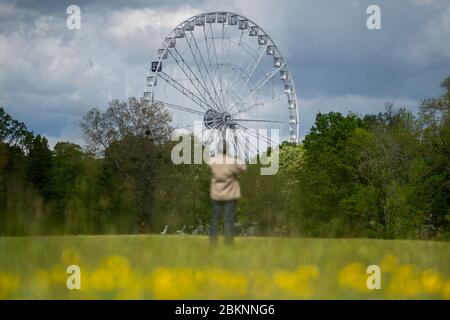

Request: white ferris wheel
left=144, top=11, right=299, bottom=157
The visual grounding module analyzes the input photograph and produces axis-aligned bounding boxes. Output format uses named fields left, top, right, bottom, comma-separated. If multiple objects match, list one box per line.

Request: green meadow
left=1, top=235, right=449, bottom=299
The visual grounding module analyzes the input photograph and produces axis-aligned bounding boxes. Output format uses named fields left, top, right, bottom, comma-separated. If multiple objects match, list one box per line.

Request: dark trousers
left=210, top=200, right=236, bottom=244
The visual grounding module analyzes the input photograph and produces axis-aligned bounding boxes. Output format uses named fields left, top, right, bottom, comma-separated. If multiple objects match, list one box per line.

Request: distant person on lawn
left=208, top=140, right=246, bottom=244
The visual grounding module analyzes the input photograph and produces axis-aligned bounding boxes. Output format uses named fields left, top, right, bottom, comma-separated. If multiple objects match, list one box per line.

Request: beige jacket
left=208, top=154, right=247, bottom=201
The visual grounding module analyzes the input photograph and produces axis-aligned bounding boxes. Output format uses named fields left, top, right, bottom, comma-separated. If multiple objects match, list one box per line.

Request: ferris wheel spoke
left=183, top=32, right=218, bottom=110
left=244, top=131, right=259, bottom=155
left=220, top=24, right=226, bottom=81
left=188, top=31, right=223, bottom=111
left=233, top=129, right=253, bottom=163
left=227, top=63, right=286, bottom=113
left=220, top=24, right=233, bottom=109
left=233, top=118, right=286, bottom=123
left=219, top=24, right=229, bottom=108
left=231, top=30, right=248, bottom=91
left=191, top=31, right=223, bottom=110
left=233, top=130, right=247, bottom=160
left=208, top=24, right=226, bottom=109
left=155, top=100, right=204, bottom=116
left=224, top=31, right=246, bottom=105
left=235, top=129, right=258, bottom=160
left=206, top=117, right=225, bottom=129
left=220, top=36, right=254, bottom=108
left=236, top=123, right=279, bottom=148
left=231, top=92, right=288, bottom=116
left=225, top=36, right=259, bottom=110
left=237, top=44, right=262, bottom=89
left=237, top=44, right=268, bottom=97
left=191, top=31, right=225, bottom=111
left=219, top=33, right=238, bottom=107
left=250, top=63, right=286, bottom=92
left=214, top=36, right=259, bottom=109
left=228, top=129, right=239, bottom=156
left=157, top=71, right=209, bottom=111
left=233, top=128, right=260, bottom=161
left=202, top=25, right=224, bottom=111
left=169, top=48, right=221, bottom=111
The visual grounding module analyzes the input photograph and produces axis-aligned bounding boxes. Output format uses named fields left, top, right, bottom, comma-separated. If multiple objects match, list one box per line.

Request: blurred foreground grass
left=0, top=235, right=449, bottom=299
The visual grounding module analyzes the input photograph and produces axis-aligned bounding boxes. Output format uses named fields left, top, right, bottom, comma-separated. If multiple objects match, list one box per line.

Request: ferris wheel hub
left=222, top=112, right=232, bottom=125
left=203, top=109, right=236, bottom=130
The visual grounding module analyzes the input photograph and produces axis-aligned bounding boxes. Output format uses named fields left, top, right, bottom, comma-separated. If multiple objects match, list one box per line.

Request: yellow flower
left=247, top=269, right=273, bottom=299
left=380, top=255, right=399, bottom=273
left=421, top=269, right=443, bottom=294
left=387, top=264, right=422, bottom=298
left=86, top=268, right=115, bottom=291
left=296, top=265, right=320, bottom=281
left=0, top=272, right=20, bottom=299
left=202, top=268, right=248, bottom=299
left=84, top=255, right=141, bottom=298
left=338, top=262, right=368, bottom=292
left=149, top=267, right=196, bottom=299
left=273, top=265, right=320, bottom=298
left=50, top=264, right=69, bottom=287
left=148, top=266, right=249, bottom=299
left=441, top=280, right=450, bottom=299
left=28, top=269, right=51, bottom=297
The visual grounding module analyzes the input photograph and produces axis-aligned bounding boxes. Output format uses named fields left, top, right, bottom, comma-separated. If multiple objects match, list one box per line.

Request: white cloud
left=106, top=7, right=200, bottom=40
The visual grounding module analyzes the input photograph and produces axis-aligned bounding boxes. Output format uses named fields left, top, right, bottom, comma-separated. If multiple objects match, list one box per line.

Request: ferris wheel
left=144, top=12, right=299, bottom=157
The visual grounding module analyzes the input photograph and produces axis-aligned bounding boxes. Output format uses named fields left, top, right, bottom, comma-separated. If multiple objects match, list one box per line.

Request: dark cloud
left=254, top=0, right=450, bottom=100
left=14, top=0, right=204, bottom=13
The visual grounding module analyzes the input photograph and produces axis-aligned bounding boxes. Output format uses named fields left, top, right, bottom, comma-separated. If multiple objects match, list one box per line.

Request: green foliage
left=51, top=142, right=84, bottom=214
left=300, top=112, right=364, bottom=228
left=0, top=77, right=449, bottom=239
left=295, top=79, right=450, bottom=239
left=0, top=107, right=33, bottom=150
left=26, top=135, right=53, bottom=199
left=79, top=97, right=173, bottom=232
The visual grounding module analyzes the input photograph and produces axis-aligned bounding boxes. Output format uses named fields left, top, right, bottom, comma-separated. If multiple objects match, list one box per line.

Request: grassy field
left=0, top=235, right=449, bottom=299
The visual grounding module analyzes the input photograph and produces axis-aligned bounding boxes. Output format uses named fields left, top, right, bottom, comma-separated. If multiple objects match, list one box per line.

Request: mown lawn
left=0, top=235, right=449, bottom=299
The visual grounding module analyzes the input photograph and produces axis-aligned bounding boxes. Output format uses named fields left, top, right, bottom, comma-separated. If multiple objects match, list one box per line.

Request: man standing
left=208, top=140, right=246, bottom=244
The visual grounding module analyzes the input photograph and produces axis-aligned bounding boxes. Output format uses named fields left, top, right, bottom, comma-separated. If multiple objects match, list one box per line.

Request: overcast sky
left=0, top=0, right=449, bottom=146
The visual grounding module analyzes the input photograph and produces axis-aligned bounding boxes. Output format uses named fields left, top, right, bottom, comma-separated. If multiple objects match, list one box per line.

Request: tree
left=350, top=106, right=421, bottom=238
left=80, top=97, right=172, bottom=231
left=81, top=97, right=172, bottom=156
left=0, top=107, right=33, bottom=150
left=26, top=135, right=53, bottom=199
left=414, top=76, right=450, bottom=237
left=52, top=142, right=84, bottom=215
left=299, top=112, right=364, bottom=236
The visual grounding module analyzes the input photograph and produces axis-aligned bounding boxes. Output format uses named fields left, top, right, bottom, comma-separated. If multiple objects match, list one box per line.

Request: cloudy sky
left=0, top=0, right=449, bottom=146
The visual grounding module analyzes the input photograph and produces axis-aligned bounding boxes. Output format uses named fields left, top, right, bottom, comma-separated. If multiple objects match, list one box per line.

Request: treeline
left=0, top=78, right=449, bottom=239
left=0, top=98, right=209, bottom=235
left=243, top=77, right=449, bottom=239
